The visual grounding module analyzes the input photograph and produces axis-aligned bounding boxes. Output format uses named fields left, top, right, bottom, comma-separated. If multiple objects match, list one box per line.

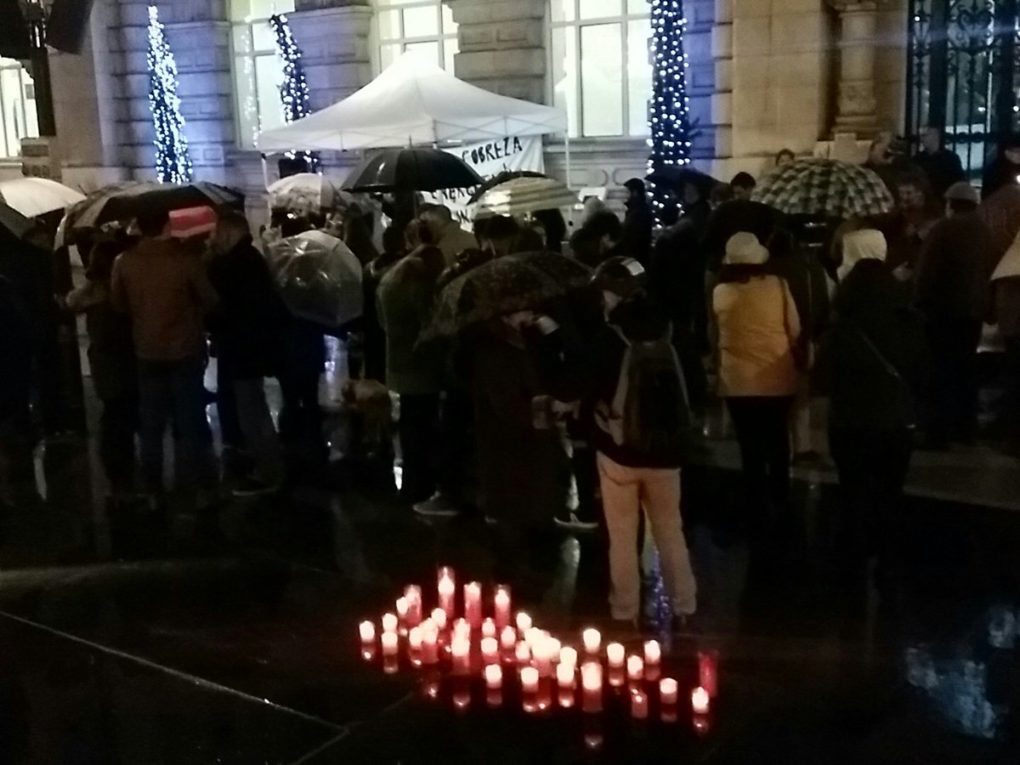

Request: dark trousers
left=1005, top=337, right=1020, bottom=448
left=438, top=390, right=474, bottom=507
left=216, top=360, right=244, bottom=450
left=99, top=393, right=138, bottom=493
left=924, top=317, right=981, bottom=444
left=138, top=356, right=214, bottom=494
left=674, top=326, right=708, bottom=413
left=399, top=393, right=439, bottom=503
left=829, top=427, right=913, bottom=593
left=279, top=369, right=325, bottom=477
left=726, top=396, right=794, bottom=511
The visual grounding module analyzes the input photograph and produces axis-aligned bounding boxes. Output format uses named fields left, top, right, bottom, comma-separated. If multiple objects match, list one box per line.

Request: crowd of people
left=1, top=127, right=1019, bottom=631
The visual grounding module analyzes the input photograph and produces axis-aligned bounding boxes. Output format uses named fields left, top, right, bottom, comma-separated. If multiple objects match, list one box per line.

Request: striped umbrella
left=752, top=159, right=894, bottom=220
left=472, top=176, right=579, bottom=217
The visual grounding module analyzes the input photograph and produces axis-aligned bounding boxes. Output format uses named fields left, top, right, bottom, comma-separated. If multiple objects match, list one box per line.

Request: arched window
left=0, top=57, right=39, bottom=158
left=550, top=0, right=651, bottom=138
left=374, top=0, right=459, bottom=73
left=229, top=0, right=296, bottom=149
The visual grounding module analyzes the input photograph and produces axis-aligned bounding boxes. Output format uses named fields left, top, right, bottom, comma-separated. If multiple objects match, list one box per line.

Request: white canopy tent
left=257, top=51, right=569, bottom=163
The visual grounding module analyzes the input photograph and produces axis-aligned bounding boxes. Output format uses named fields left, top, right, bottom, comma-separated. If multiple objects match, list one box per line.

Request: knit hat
left=944, top=181, right=979, bottom=204
left=838, top=228, right=888, bottom=282
left=724, top=232, right=769, bottom=265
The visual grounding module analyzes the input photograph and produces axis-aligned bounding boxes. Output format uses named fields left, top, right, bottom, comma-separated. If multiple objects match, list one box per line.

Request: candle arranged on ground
left=581, top=662, right=603, bottom=712
left=464, top=581, right=482, bottom=628
left=631, top=689, right=649, bottom=720
left=547, top=637, right=561, bottom=659
left=359, top=621, right=375, bottom=643
left=451, top=636, right=470, bottom=673
left=606, top=642, right=625, bottom=669
left=556, top=661, right=575, bottom=689
left=515, top=641, right=530, bottom=665
left=408, top=626, right=423, bottom=652
left=453, top=618, right=470, bottom=642
left=437, top=567, right=456, bottom=618
left=430, top=607, right=447, bottom=631
left=516, top=612, right=532, bottom=633
left=404, top=585, right=422, bottom=626
left=381, top=612, right=398, bottom=634
left=520, top=666, right=539, bottom=694
left=627, top=655, right=644, bottom=682
left=395, top=597, right=409, bottom=622
left=381, top=631, right=398, bottom=657
left=698, top=650, right=719, bottom=697
left=644, top=640, right=661, bottom=666
left=659, top=678, right=678, bottom=706
left=691, top=686, right=710, bottom=714
left=485, top=664, right=503, bottom=689
left=480, top=637, right=499, bottom=665
left=582, top=628, right=601, bottom=655
left=422, top=625, right=439, bottom=664
left=494, top=585, right=511, bottom=628
left=560, top=646, right=578, bottom=669
left=500, top=626, right=516, bottom=652
left=533, top=639, right=554, bottom=677
left=481, top=618, right=497, bottom=639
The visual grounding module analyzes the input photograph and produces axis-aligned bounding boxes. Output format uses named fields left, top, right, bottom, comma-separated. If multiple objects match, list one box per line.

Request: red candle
left=404, top=585, right=422, bottom=626
left=582, top=628, right=601, bottom=655
left=630, top=689, right=649, bottom=720
left=430, top=607, right=447, bottom=631
left=606, top=642, right=625, bottom=669
left=494, top=584, right=511, bottom=629
left=691, top=686, right=710, bottom=715
left=500, top=625, right=516, bottom=653
left=514, top=641, right=530, bottom=666
left=484, top=663, right=503, bottom=689
left=422, top=627, right=439, bottom=664
left=381, top=612, right=398, bottom=634
left=464, top=581, right=482, bottom=628
left=581, top=662, right=603, bottom=713
left=520, top=666, right=539, bottom=694
left=395, top=597, right=409, bottom=623
left=451, top=636, right=471, bottom=674
left=481, top=618, right=497, bottom=639
left=408, top=626, right=423, bottom=652
left=480, top=637, right=499, bottom=665
left=659, top=678, right=678, bottom=706
left=698, top=650, right=719, bottom=697
left=644, top=640, right=661, bottom=666
left=381, top=631, right=398, bottom=657
left=556, top=661, right=575, bottom=690
left=438, top=567, right=456, bottom=619
left=515, top=611, right=532, bottom=633
left=358, top=621, right=375, bottom=643
left=627, top=655, right=644, bottom=682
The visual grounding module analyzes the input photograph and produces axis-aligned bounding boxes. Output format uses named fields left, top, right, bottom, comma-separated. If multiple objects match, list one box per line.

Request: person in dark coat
left=362, top=225, right=405, bottom=383
left=815, top=247, right=926, bottom=601
left=915, top=182, right=996, bottom=446
left=981, top=136, right=1020, bottom=199
left=621, top=178, right=654, bottom=266
left=0, top=273, right=33, bottom=505
left=207, top=212, right=290, bottom=494
left=916, top=126, right=965, bottom=200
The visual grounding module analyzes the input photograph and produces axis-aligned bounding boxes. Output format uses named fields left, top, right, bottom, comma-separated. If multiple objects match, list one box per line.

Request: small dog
left=341, top=378, right=394, bottom=458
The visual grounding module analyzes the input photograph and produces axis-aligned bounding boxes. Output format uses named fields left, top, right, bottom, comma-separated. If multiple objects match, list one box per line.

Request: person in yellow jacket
left=713, top=232, right=802, bottom=513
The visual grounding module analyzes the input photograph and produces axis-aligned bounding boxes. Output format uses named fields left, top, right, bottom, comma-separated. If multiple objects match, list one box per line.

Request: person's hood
left=835, top=259, right=904, bottom=318
left=992, top=230, right=1020, bottom=281
left=724, top=232, right=769, bottom=265
left=838, top=228, right=887, bottom=281
left=607, top=292, right=670, bottom=342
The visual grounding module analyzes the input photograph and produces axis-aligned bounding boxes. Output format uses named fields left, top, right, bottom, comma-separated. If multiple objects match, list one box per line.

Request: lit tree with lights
left=146, top=5, right=192, bottom=183
left=269, top=13, right=320, bottom=172
left=648, top=0, right=693, bottom=222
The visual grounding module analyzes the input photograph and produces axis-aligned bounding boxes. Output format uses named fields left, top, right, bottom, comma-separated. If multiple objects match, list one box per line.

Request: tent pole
left=261, top=153, right=271, bottom=222
left=564, top=132, right=572, bottom=188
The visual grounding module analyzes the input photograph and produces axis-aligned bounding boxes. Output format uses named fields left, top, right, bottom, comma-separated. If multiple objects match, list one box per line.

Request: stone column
left=828, top=0, right=889, bottom=136
left=711, top=0, right=734, bottom=172
left=446, top=0, right=547, bottom=103
left=290, top=0, right=374, bottom=112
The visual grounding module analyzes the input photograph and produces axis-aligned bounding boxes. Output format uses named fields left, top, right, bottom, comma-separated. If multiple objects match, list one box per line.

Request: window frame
left=0, top=57, right=39, bottom=160
left=372, top=0, right=459, bottom=75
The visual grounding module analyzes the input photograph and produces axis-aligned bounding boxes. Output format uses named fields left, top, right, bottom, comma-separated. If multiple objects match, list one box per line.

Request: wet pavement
left=0, top=378, right=1018, bottom=763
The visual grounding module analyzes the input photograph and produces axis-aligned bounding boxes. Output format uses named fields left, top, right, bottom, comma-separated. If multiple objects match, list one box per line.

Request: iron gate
left=906, top=0, right=1020, bottom=178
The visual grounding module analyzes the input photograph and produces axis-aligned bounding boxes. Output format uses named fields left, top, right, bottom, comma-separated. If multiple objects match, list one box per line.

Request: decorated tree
left=146, top=5, right=192, bottom=183
left=269, top=13, right=320, bottom=172
left=647, top=0, right=694, bottom=222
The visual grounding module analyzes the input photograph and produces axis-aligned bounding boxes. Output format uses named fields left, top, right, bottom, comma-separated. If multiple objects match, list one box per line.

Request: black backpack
left=595, top=326, right=693, bottom=458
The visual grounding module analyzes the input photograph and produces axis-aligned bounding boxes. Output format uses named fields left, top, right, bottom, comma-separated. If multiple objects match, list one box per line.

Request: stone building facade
left=1, top=0, right=913, bottom=215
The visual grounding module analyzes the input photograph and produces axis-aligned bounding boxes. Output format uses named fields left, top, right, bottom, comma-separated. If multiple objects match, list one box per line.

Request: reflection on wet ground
left=0, top=354, right=1018, bottom=762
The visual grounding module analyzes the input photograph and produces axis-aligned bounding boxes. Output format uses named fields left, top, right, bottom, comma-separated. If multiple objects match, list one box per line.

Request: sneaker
left=554, top=513, right=599, bottom=533
left=231, top=478, right=277, bottom=498
left=412, top=493, right=460, bottom=518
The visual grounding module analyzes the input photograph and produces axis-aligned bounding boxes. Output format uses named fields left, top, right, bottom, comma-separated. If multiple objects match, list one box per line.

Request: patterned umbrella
left=471, top=176, right=579, bottom=217
left=752, top=159, right=894, bottom=220
left=978, top=183, right=1020, bottom=262
left=267, top=173, right=356, bottom=215
left=426, top=252, right=581, bottom=338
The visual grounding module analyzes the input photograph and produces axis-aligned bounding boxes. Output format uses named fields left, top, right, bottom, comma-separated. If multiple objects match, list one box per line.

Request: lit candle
left=631, top=690, right=649, bottom=720
left=451, top=636, right=470, bottom=674
left=481, top=637, right=499, bottom=665
left=558, top=688, right=575, bottom=708
left=464, top=581, right=482, bottom=628
left=500, top=626, right=517, bottom=652
left=581, top=662, right=603, bottom=713
left=698, top=650, right=719, bottom=697
left=381, top=631, right=398, bottom=657
left=430, top=607, right=447, bottom=631
left=494, top=584, right=512, bottom=628
left=437, top=567, right=456, bottom=618
left=516, top=612, right=532, bottom=633
left=606, top=642, right=625, bottom=669
left=559, top=646, right=578, bottom=669
left=627, top=655, right=644, bottom=682
left=383, top=655, right=398, bottom=675
left=358, top=621, right=375, bottom=643
left=404, top=585, right=422, bottom=626
left=381, top=613, right=398, bottom=634
left=484, top=663, right=503, bottom=689
left=422, top=626, right=439, bottom=664
left=533, top=639, right=553, bottom=677
left=547, top=638, right=561, bottom=659
left=556, top=661, right=575, bottom=689
left=691, top=686, right=710, bottom=715
left=515, top=641, right=530, bottom=665
left=520, top=666, right=539, bottom=694
left=395, top=597, right=409, bottom=622
left=644, top=640, right=661, bottom=666
left=453, top=618, right=470, bottom=642
left=481, top=618, right=497, bottom=639
left=582, top=628, right=601, bottom=655
left=524, top=628, right=544, bottom=650
left=408, top=626, right=423, bottom=652
left=659, top=678, right=678, bottom=706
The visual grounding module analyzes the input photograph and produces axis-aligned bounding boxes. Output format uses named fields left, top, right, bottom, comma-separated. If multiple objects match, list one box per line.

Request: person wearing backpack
left=713, top=233, right=801, bottom=515
left=590, top=257, right=697, bottom=630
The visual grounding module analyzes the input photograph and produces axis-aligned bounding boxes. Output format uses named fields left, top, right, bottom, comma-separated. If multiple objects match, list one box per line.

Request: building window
left=229, top=0, right=296, bottom=149
left=0, top=58, right=39, bottom=159
left=550, top=0, right=651, bottom=138
left=375, top=0, right=459, bottom=73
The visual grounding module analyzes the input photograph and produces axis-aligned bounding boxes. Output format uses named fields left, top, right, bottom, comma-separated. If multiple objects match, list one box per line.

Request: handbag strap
left=856, top=328, right=907, bottom=387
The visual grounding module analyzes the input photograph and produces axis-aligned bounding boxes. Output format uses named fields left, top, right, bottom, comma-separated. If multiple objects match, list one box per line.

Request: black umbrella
left=343, top=148, right=483, bottom=193
left=467, top=170, right=548, bottom=204
left=646, top=166, right=722, bottom=197
left=0, top=202, right=33, bottom=243
left=68, top=181, right=245, bottom=231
